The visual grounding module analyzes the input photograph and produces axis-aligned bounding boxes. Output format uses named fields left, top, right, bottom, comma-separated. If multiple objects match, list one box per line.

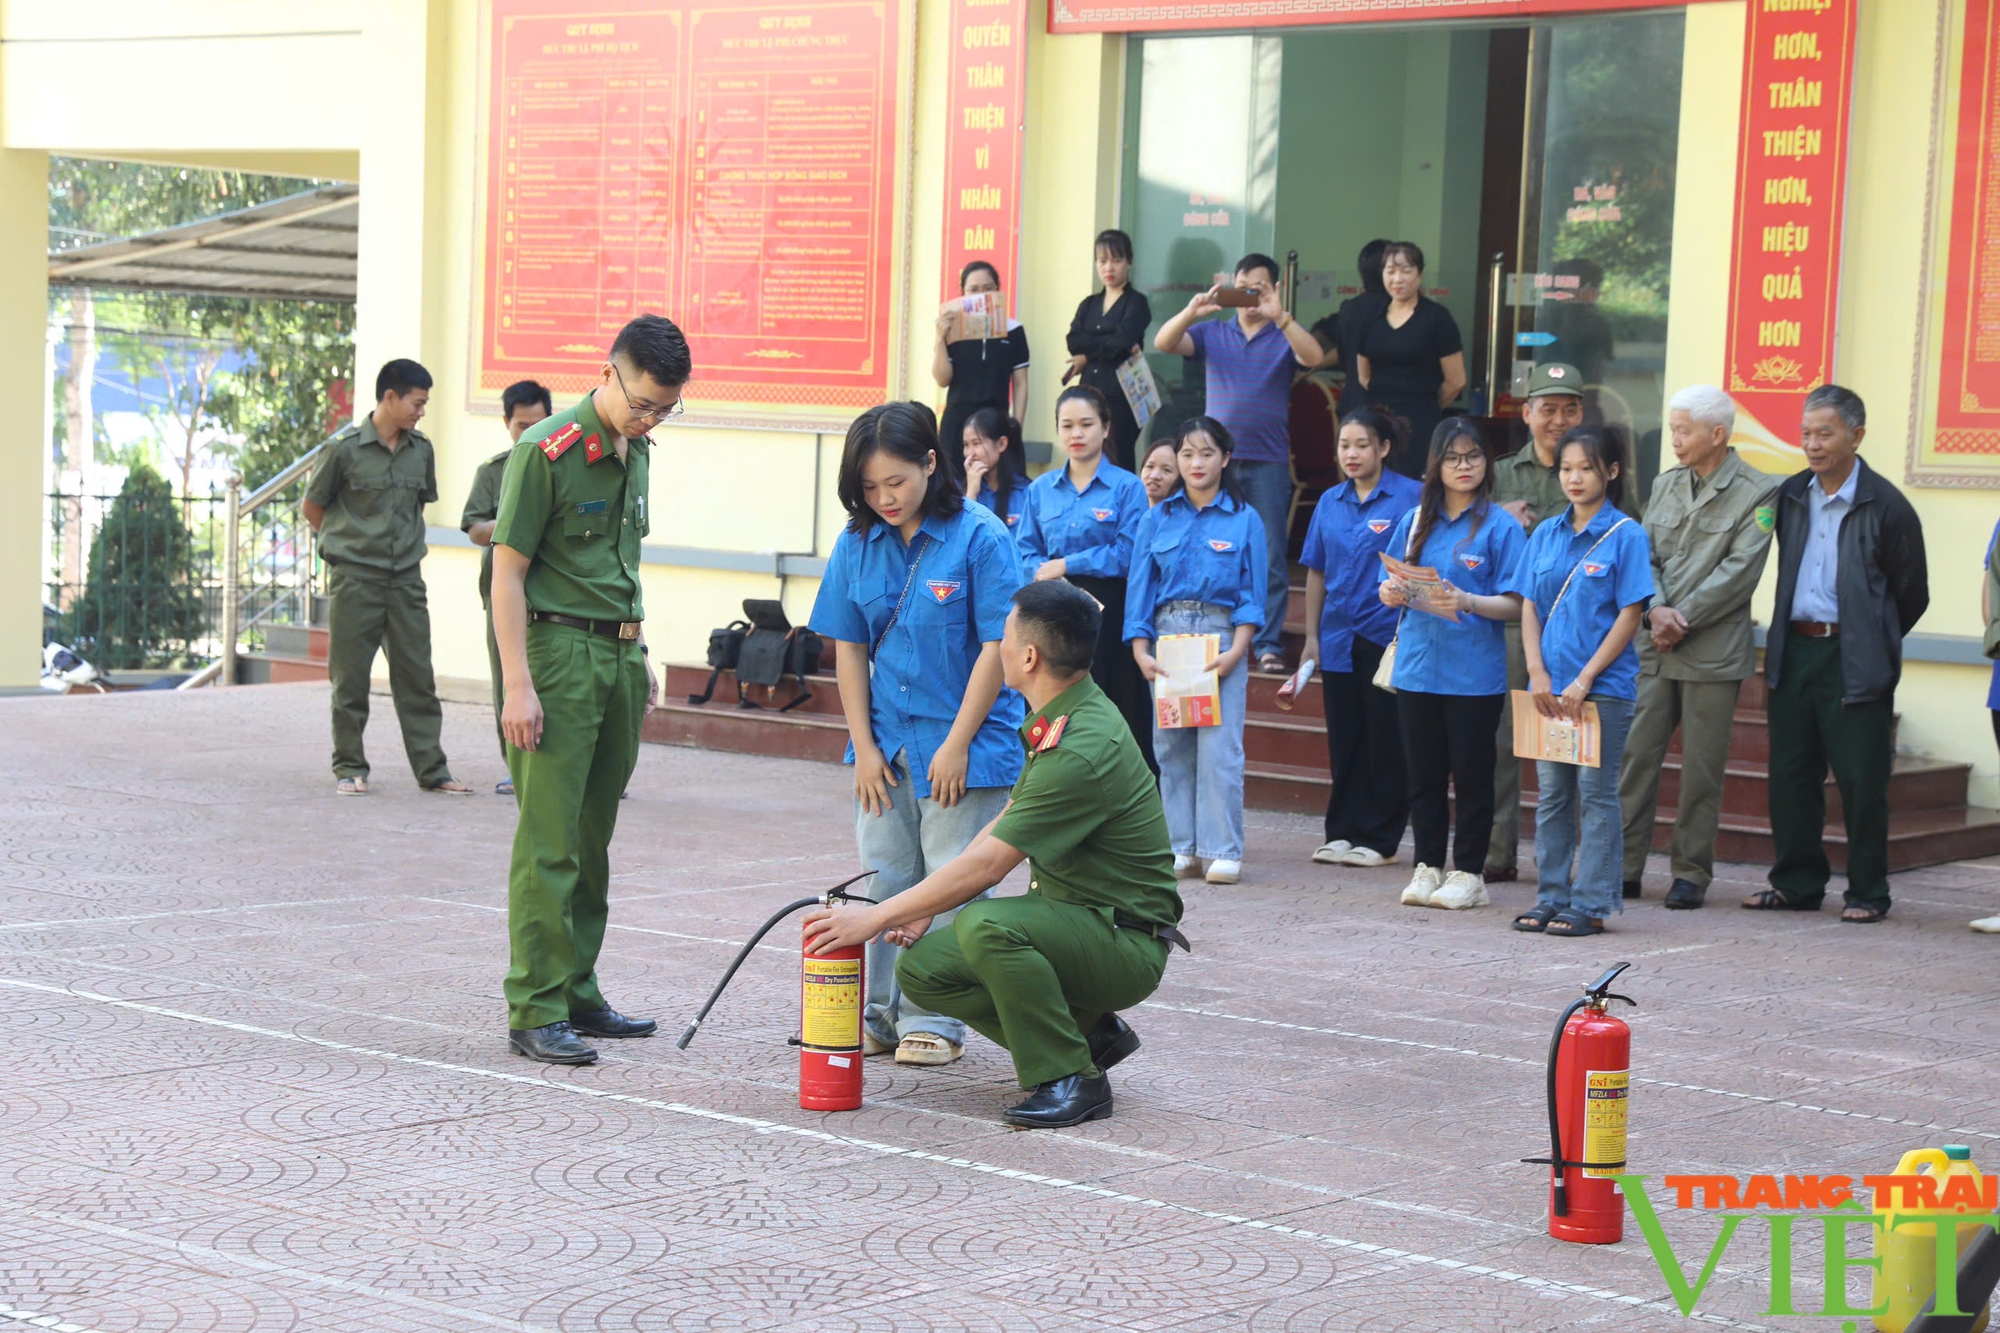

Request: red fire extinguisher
left=1526, top=962, right=1637, bottom=1244
left=677, top=871, right=878, bottom=1113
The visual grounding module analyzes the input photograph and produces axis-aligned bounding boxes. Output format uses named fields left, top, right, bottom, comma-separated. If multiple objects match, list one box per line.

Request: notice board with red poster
left=1048, top=0, right=1722, bottom=35
left=472, top=0, right=913, bottom=428
left=1720, top=0, right=1858, bottom=449
left=939, top=0, right=1027, bottom=304
left=1913, top=0, right=2000, bottom=484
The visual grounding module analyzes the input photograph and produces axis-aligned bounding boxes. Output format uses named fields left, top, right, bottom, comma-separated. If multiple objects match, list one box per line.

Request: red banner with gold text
left=475, top=0, right=906, bottom=422
left=1935, top=0, right=2000, bottom=456
left=1722, top=0, right=1857, bottom=447
left=940, top=0, right=1027, bottom=306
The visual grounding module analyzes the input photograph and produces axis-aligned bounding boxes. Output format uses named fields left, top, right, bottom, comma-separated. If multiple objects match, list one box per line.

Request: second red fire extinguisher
left=1525, top=962, right=1637, bottom=1245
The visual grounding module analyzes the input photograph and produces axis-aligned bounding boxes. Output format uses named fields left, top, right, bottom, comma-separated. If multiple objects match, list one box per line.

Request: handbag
left=1371, top=525, right=1421, bottom=694
left=686, top=620, right=751, bottom=705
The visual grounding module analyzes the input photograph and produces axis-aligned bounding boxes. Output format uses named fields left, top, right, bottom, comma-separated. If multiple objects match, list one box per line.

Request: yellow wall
left=6, top=0, right=1998, bottom=800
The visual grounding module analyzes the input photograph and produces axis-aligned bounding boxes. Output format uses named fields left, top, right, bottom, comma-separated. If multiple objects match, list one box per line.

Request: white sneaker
left=1432, top=870, right=1491, bottom=910
left=1311, top=840, right=1353, bottom=865
left=1338, top=846, right=1395, bottom=868
left=1174, top=854, right=1203, bottom=878
left=1205, top=859, right=1242, bottom=885
left=1400, top=864, right=1441, bottom=906
left=1972, top=915, right=2000, bottom=934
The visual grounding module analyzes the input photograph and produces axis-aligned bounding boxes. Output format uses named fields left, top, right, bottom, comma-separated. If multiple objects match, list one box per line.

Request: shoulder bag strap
left=1546, top=516, right=1632, bottom=622
left=871, top=533, right=931, bottom=658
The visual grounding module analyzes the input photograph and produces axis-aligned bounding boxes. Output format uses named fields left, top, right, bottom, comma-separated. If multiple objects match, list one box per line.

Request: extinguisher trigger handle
left=1582, top=961, right=1633, bottom=1003
left=1603, top=991, right=1637, bottom=1008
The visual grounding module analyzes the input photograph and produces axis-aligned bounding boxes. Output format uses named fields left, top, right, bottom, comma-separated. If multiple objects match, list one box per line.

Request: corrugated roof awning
left=48, top=183, right=357, bottom=304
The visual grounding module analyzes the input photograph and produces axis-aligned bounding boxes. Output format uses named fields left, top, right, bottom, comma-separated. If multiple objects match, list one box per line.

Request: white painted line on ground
left=0, top=1301, right=115, bottom=1333
left=0, top=1206, right=555, bottom=1332
left=0, top=974, right=1770, bottom=1331
left=0, top=897, right=377, bottom=932
left=418, top=897, right=793, bottom=953
left=1140, top=1000, right=2000, bottom=1142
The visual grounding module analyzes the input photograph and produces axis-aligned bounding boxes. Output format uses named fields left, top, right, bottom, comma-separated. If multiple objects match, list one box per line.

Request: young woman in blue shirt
left=1509, top=425, right=1653, bottom=937
left=1017, top=386, right=1155, bottom=769
left=1378, top=419, right=1526, bottom=910
left=960, top=406, right=1027, bottom=529
left=1126, top=416, right=1268, bottom=885
left=1291, top=409, right=1423, bottom=868
left=807, top=401, right=1026, bottom=1064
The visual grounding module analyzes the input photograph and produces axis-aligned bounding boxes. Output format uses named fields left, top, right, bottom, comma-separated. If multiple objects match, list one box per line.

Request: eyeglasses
left=1441, top=451, right=1484, bottom=467
left=612, top=362, right=685, bottom=424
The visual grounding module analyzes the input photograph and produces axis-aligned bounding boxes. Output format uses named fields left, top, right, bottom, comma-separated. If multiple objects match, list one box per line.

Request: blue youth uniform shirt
left=1015, top=460, right=1147, bottom=579
left=1299, top=470, right=1422, bottom=672
left=808, top=503, right=1026, bottom=797
left=1378, top=501, right=1527, bottom=695
left=1123, top=489, right=1269, bottom=641
left=1508, top=504, right=1654, bottom=701
left=973, top=480, right=1025, bottom=530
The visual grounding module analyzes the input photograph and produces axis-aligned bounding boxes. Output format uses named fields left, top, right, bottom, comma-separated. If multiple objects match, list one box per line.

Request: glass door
left=1512, top=10, right=1687, bottom=498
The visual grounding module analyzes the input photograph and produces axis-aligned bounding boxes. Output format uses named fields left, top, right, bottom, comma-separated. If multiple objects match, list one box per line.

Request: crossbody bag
left=1370, top=526, right=1420, bottom=694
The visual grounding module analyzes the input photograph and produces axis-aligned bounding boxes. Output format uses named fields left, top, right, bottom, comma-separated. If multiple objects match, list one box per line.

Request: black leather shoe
left=1003, top=1073, right=1113, bottom=1128
left=1623, top=879, right=1643, bottom=900
left=1086, top=1014, right=1141, bottom=1072
left=1483, top=865, right=1517, bottom=884
left=570, top=1008, right=657, bottom=1039
left=509, top=1022, right=598, bottom=1065
left=1664, top=878, right=1707, bottom=910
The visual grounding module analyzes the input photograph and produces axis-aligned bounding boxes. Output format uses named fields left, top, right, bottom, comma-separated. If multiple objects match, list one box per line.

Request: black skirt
left=1068, top=574, right=1157, bottom=775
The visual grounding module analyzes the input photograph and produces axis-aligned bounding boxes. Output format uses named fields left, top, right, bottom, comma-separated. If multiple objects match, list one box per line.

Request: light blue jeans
left=854, top=751, right=1011, bottom=1044
left=1233, top=459, right=1293, bottom=659
left=1152, top=602, right=1250, bottom=862
left=1534, top=695, right=1635, bottom=920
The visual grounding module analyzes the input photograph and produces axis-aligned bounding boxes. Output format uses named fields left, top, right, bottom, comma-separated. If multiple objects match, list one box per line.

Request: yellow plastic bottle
left=1873, top=1145, right=1993, bottom=1333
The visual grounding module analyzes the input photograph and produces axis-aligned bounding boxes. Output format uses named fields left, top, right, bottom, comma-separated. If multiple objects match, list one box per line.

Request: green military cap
left=1526, top=362, right=1584, bottom=397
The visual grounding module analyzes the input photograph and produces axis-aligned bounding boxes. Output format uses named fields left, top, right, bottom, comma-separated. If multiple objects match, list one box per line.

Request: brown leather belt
left=1117, top=918, right=1193, bottom=953
left=1790, top=619, right=1839, bottom=638
left=530, top=610, right=642, bottom=640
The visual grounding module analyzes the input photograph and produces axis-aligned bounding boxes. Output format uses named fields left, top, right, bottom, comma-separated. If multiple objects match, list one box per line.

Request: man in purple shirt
left=1155, top=253, right=1323, bottom=670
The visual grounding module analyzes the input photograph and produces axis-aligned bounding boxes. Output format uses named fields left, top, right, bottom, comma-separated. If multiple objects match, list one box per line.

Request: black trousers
left=1397, top=690, right=1505, bottom=873
left=1070, top=575, right=1157, bottom=775
left=1320, top=637, right=1407, bottom=854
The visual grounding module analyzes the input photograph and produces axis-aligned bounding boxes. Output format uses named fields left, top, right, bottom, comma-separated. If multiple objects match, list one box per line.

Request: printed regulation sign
left=1932, top=0, right=2000, bottom=460
left=1722, top=0, right=1859, bottom=447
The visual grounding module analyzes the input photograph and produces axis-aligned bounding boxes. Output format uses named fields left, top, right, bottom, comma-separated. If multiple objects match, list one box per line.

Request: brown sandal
left=1742, top=889, right=1819, bottom=911
left=1840, top=903, right=1889, bottom=924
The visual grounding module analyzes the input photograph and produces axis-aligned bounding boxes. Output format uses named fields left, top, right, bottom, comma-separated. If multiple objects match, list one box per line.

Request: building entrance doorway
left=1120, top=8, right=1687, bottom=507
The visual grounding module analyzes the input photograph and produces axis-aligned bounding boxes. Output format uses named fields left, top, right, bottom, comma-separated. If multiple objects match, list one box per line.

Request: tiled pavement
left=3, top=682, right=1999, bottom=1332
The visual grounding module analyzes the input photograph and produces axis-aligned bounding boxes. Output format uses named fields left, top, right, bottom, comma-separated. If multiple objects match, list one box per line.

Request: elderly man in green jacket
left=1617, top=385, right=1777, bottom=909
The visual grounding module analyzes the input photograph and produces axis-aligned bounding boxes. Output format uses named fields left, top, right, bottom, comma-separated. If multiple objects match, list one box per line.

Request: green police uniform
left=459, top=448, right=513, bottom=759
left=1484, top=366, right=1637, bottom=873
left=1617, top=450, right=1776, bottom=891
left=305, top=416, right=453, bottom=786
left=491, top=393, right=650, bottom=1032
left=896, top=676, right=1183, bottom=1089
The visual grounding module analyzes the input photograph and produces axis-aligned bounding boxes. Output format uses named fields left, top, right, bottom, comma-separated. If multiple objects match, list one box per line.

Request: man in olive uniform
left=491, top=316, right=686, bottom=1064
left=1484, top=362, right=1638, bottom=882
left=804, top=580, right=1187, bottom=1128
left=303, top=359, right=469, bottom=796
left=1617, top=386, right=1776, bottom=909
left=461, top=379, right=552, bottom=794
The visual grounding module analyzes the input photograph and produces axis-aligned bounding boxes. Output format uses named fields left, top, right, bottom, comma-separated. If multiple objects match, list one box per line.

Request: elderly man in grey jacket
left=1618, top=386, right=1778, bottom=909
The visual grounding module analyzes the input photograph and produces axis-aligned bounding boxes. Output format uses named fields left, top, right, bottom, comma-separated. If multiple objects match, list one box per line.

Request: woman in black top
left=1061, top=229, right=1153, bottom=469
left=1356, top=241, right=1466, bottom=478
left=1310, top=238, right=1391, bottom=421
left=933, top=261, right=1030, bottom=482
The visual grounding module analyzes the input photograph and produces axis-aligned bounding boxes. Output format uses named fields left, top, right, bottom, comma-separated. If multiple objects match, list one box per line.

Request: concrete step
left=235, top=652, right=328, bottom=685
left=1649, top=754, right=1969, bottom=822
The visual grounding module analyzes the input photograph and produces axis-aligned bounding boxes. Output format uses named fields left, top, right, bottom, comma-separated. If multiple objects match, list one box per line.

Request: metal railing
left=219, top=444, right=323, bottom=687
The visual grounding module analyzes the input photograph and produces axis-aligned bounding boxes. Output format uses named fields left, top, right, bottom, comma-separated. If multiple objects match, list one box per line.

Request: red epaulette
left=539, top=422, right=583, bottom=461
left=1034, top=715, right=1069, bottom=753
left=583, top=433, right=605, bottom=464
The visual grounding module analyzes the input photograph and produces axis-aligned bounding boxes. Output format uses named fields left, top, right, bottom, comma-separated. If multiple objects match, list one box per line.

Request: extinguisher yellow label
left=800, top=956, right=861, bottom=1051
left=1582, top=1069, right=1630, bottom=1178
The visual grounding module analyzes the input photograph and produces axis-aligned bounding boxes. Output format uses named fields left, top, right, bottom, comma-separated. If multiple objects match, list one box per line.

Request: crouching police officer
left=804, top=579, right=1188, bottom=1127
left=490, top=314, right=688, bottom=1064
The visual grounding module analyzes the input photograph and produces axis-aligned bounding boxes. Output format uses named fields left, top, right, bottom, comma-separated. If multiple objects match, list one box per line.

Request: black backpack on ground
left=686, top=601, right=819, bottom=712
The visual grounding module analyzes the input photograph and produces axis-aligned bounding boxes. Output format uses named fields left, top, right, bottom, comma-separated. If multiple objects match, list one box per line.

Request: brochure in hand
left=1510, top=690, right=1603, bottom=767
left=943, top=291, right=1004, bottom=343
left=1378, top=552, right=1463, bottom=622
left=1117, top=352, right=1163, bottom=428
left=1154, top=633, right=1221, bottom=728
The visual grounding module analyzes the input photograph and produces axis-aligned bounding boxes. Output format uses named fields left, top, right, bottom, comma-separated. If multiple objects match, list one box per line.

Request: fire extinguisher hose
left=675, top=870, right=878, bottom=1049
left=1522, top=962, right=1637, bottom=1218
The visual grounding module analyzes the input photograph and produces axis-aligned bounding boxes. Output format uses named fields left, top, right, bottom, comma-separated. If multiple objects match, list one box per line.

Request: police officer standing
left=461, top=379, right=552, bottom=795
left=804, top=580, right=1187, bottom=1128
left=1485, top=364, right=1635, bottom=882
left=490, top=316, right=687, bottom=1064
left=304, top=359, right=470, bottom=796
left=1616, top=386, right=1776, bottom=908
